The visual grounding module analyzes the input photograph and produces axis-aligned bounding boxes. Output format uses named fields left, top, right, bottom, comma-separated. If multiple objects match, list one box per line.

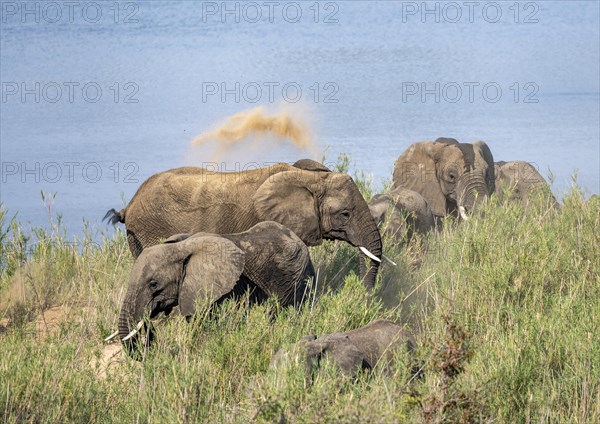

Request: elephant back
left=344, top=320, right=414, bottom=367
left=228, top=221, right=314, bottom=306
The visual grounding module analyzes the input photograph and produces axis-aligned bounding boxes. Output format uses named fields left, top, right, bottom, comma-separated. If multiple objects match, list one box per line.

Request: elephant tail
left=103, top=208, right=125, bottom=225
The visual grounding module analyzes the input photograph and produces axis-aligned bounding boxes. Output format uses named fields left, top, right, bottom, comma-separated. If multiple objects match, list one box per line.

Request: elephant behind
left=494, top=161, right=558, bottom=208
left=369, top=186, right=435, bottom=242
left=105, top=159, right=382, bottom=288
left=118, top=221, right=315, bottom=358
left=393, top=138, right=495, bottom=220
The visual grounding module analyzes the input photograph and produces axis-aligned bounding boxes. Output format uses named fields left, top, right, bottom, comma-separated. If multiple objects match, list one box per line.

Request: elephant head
left=118, top=235, right=247, bottom=358
left=369, top=186, right=435, bottom=241
left=494, top=161, right=558, bottom=208
left=392, top=138, right=495, bottom=220
left=253, top=167, right=382, bottom=288
left=304, top=333, right=370, bottom=378
left=118, top=221, right=314, bottom=358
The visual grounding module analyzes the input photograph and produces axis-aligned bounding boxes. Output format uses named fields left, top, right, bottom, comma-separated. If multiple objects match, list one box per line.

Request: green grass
left=0, top=176, right=598, bottom=423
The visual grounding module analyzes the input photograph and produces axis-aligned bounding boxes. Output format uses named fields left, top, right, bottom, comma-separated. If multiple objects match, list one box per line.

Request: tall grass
left=0, top=174, right=598, bottom=423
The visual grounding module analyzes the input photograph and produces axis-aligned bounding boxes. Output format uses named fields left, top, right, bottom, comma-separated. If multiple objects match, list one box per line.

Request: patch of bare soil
left=0, top=268, right=27, bottom=311
left=91, top=343, right=126, bottom=380
left=34, top=306, right=70, bottom=339
left=1, top=301, right=90, bottom=340
left=0, top=268, right=29, bottom=334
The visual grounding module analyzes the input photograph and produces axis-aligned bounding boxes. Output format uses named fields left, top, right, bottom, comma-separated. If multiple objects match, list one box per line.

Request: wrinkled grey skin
left=494, top=161, right=558, bottom=208
left=393, top=138, right=495, bottom=220
left=106, top=159, right=382, bottom=289
left=119, top=221, right=314, bottom=358
left=302, top=320, right=415, bottom=378
left=369, top=187, right=435, bottom=242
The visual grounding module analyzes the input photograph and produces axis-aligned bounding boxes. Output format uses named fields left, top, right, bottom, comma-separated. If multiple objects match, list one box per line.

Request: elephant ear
left=304, top=334, right=344, bottom=375
left=304, top=334, right=369, bottom=377
left=472, top=141, right=495, bottom=194
left=434, top=137, right=459, bottom=145
left=393, top=141, right=447, bottom=217
left=494, top=161, right=507, bottom=182
left=292, top=159, right=331, bottom=172
left=253, top=171, right=322, bottom=246
left=177, top=236, right=245, bottom=316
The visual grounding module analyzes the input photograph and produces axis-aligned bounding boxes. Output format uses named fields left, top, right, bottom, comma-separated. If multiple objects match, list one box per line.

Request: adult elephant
left=118, top=221, right=315, bottom=358
left=369, top=186, right=435, bottom=242
left=105, top=159, right=382, bottom=288
left=494, top=161, right=558, bottom=208
left=392, top=138, right=495, bottom=220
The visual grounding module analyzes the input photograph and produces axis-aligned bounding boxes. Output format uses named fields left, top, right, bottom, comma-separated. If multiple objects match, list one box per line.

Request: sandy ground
left=0, top=268, right=27, bottom=311
left=1, top=272, right=127, bottom=379
left=91, top=343, right=127, bottom=379
left=34, top=306, right=68, bottom=338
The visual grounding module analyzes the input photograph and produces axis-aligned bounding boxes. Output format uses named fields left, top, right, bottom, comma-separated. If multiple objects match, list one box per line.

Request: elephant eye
left=340, top=210, right=350, bottom=219
left=149, top=280, right=158, bottom=290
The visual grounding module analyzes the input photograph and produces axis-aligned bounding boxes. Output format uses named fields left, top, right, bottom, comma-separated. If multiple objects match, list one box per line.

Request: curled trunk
left=457, top=177, right=489, bottom=216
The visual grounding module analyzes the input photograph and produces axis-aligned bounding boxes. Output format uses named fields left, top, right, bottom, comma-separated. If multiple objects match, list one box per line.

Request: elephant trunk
left=118, top=291, right=150, bottom=360
left=457, top=177, right=489, bottom=217
left=354, top=210, right=383, bottom=289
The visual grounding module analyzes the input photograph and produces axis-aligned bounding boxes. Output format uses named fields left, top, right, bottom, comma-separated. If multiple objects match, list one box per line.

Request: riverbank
left=0, top=172, right=598, bottom=422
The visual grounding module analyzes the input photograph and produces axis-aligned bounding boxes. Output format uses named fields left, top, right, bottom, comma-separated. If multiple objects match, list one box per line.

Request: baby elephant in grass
left=494, top=161, right=558, bottom=208
left=369, top=187, right=435, bottom=243
left=304, top=320, right=416, bottom=378
left=272, top=320, right=416, bottom=380
left=115, top=221, right=315, bottom=359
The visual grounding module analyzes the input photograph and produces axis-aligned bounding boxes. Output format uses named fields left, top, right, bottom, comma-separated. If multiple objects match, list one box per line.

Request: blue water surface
left=1, top=1, right=598, bottom=238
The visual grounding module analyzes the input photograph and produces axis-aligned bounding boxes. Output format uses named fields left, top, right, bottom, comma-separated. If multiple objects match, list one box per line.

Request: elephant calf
left=369, top=187, right=435, bottom=242
left=494, top=161, right=558, bottom=208
left=271, top=320, right=415, bottom=379
left=118, top=221, right=315, bottom=358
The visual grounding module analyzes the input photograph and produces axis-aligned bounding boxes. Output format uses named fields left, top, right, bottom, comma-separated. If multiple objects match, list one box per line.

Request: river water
left=1, top=1, right=598, bottom=239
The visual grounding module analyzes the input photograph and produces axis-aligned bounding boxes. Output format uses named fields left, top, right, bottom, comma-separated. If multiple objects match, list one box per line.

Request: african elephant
left=105, top=159, right=382, bottom=288
left=494, top=161, right=558, bottom=207
left=369, top=187, right=435, bottom=241
left=118, top=221, right=314, bottom=358
left=302, top=320, right=415, bottom=378
left=392, top=138, right=495, bottom=220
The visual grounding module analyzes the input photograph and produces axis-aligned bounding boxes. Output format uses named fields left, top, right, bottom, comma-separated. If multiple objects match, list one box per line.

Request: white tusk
left=382, top=254, right=397, bottom=266
left=122, top=321, right=144, bottom=342
left=458, top=206, right=468, bottom=221
left=104, top=330, right=119, bottom=343
left=359, top=246, right=381, bottom=263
